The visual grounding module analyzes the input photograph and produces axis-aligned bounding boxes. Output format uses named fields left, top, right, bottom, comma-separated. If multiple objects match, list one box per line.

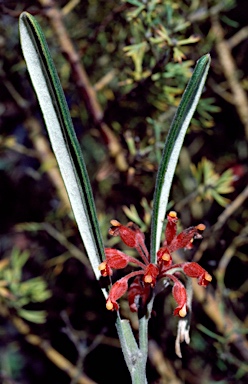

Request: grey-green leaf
left=150, top=54, right=211, bottom=263
left=19, top=12, right=105, bottom=288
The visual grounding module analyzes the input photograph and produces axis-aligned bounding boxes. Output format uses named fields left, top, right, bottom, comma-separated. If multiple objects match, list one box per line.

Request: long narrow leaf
left=19, top=12, right=105, bottom=286
left=150, top=54, right=211, bottom=263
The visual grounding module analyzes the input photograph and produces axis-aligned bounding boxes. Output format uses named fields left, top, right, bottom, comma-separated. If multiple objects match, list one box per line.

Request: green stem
left=116, top=312, right=148, bottom=383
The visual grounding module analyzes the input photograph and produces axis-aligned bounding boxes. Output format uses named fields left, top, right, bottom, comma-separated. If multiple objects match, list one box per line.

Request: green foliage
left=192, top=97, right=221, bottom=129
left=122, top=0, right=203, bottom=103
left=123, top=41, right=148, bottom=81
left=122, top=197, right=152, bottom=232
left=124, top=0, right=199, bottom=66
left=0, top=343, right=24, bottom=381
left=0, top=248, right=51, bottom=324
left=191, top=157, right=235, bottom=207
left=123, top=198, right=174, bottom=233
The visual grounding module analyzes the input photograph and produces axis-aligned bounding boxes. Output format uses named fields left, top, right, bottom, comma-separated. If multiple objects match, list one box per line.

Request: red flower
left=157, top=246, right=172, bottom=266
left=183, top=262, right=212, bottom=287
left=171, top=276, right=187, bottom=317
left=109, top=220, right=150, bottom=263
left=143, top=264, right=159, bottom=286
left=99, top=248, right=147, bottom=277
left=109, top=220, right=139, bottom=248
left=100, top=212, right=211, bottom=318
left=165, top=211, right=178, bottom=246
left=106, top=277, right=129, bottom=311
left=164, top=212, right=206, bottom=253
left=99, top=249, right=130, bottom=276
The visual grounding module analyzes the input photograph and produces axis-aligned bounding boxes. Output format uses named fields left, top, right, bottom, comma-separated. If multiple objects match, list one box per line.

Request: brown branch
left=42, top=222, right=91, bottom=268
left=227, top=26, right=248, bottom=49
left=193, top=184, right=248, bottom=263
left=148, top=340, right=183, bottom=384
left=215, top=225, right=248, bottom=309
left=173, top=251, right=248, bottom=362
left=170, top=185, right=248, bottom=361
left=24, top=117, right=71, bottom=213
left=214, top=184, right=248, bottom=231
left=211, top=16, right=248, bottom=139
left=37, top=0, right=128, bottom=171
left=11, top=316, right=97, bottom=384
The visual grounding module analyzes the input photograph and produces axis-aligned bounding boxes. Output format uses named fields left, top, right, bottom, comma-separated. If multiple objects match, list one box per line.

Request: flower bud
left=183, top=262, right=212, bottom=287
left=165, top=211, right=178, bottom=246
left=105, top=248, right=130, bottom=269
left=143, top=264, right=159, bottom=287
left=106, top=277, right=129, bottom=311
left=172, top=280, right=187, bottom=317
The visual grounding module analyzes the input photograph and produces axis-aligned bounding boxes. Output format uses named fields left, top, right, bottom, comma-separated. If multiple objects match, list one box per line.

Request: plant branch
left=172, top=250, right=248, bottom=362
left=11, top=316, right=97, bottom=384
left=148, top=340, right=183, bottom=383
left=211, top=15, right=248, bottom=139
left=193, top=184, right=248, bottom=262
left=25, top=117, right=72, bottom=213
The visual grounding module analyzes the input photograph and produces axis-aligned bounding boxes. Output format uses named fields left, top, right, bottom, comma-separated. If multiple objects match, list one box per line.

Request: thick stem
left=116, top=314, right=147, bottom=384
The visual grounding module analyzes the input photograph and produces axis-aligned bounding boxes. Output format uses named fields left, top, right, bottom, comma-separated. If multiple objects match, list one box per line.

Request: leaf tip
left=19, top=11, right=34, bottom=25
left=20, top=11, right=29, bottom=20
left=197, top=53, right=211, bottom=66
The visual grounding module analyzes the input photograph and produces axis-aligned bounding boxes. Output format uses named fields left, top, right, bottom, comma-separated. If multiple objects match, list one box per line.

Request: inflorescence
left=99, top=211, right=212, bottom=318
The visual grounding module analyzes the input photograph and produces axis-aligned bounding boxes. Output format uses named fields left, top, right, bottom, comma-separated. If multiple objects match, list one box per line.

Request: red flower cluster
left=99, top=212, right=212, bottom=317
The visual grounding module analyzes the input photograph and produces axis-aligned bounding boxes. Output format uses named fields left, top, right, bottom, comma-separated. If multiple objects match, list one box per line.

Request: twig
left=42, top=222, right=92, bottom=268
left=93, top=69, right=116, bottom=92
left=173, top=186, right=248, bottom=361
left=208, top=78, right=234, bottom=105
left=37, top=0, right=128, bottom=171
left=188, top=2, right=228, bottom=23
left=214, top=184, right=248, bottom=231
left=24, top=117, right=72, bottom=213
left=215, top=225, right=248, bottom=304
left=62, top=0, right=80, bottom=16
left=193, top=184, right=248, bottom=262
left=217, top=225, right=248, bottom=274
left=1, top=135, right=38, bottom=158
left=148, top=340, right=182, bottom=384
left=173, top=251, right=248, bottom=362
left=227, top=26, right=248, bottom=49
left=2, top=78, right=29, bottom=109
left=211, top=16, right=248, bottom=139
left=61, top=310, right=108, bottom=384
left=11, top=316, right=97, bottom=384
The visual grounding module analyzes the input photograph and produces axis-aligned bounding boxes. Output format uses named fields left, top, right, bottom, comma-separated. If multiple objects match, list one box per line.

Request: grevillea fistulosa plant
left=19, top=12, right=211, bottom=383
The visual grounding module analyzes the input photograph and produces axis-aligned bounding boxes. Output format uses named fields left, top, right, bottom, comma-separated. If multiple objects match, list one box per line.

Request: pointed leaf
left=150, top=54, right=211, bottom=262
left=19, top=12, right=105, bottom=287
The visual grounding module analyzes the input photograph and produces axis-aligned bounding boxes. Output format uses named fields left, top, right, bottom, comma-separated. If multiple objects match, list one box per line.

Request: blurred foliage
left=0, top=248, right=51, bottom=323
left=0, top=0, right=248, bottom=383
left=122, top=197, right=152, bottom=232
left=191, top=157, right=235, bottom=207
